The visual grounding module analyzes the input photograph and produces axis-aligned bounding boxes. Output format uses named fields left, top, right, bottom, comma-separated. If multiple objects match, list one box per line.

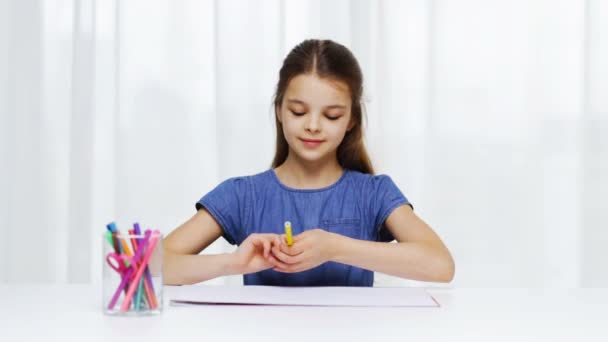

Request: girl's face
left=277, top=73, right=354, bottom=164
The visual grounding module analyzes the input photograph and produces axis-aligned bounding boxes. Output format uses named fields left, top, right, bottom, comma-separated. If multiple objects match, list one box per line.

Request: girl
left=163, top=39, right=455, bottom=286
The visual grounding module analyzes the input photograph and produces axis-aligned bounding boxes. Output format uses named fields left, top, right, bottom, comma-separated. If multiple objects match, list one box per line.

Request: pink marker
left=107, top=230, right=151, bottom=310
left=120, top=230, right=161, bottom=312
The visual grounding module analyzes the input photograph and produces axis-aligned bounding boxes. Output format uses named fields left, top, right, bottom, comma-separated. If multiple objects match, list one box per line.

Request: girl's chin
left=293, top=149, right=335, bottom=163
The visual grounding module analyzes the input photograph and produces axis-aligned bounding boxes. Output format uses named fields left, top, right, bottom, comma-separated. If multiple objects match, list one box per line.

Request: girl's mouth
left=300, top=138, right=324, bottom=148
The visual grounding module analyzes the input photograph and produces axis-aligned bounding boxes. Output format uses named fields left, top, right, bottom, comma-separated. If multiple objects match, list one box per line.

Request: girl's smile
left=299, top=138, right=325, bottom=148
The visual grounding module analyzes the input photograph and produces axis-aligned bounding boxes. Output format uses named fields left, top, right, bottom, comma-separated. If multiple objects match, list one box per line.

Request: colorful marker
left=284, top=221, right=293, bottom=246
left=134, top=222, right=158, bottom=309
left=120, top=230, right=160, bottom=312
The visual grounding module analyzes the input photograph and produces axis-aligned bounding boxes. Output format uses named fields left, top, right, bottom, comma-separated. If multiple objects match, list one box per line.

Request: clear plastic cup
left=102, top=230, right=163, bottom=315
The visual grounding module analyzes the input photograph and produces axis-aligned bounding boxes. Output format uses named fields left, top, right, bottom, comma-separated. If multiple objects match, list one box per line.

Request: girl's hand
left=271, top=229, right=338, bottom=273
left=231, top=233, right=288, bottom=275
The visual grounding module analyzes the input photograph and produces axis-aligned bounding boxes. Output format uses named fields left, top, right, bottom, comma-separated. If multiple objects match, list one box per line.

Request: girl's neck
left=274, top=153, right=344, bottom=190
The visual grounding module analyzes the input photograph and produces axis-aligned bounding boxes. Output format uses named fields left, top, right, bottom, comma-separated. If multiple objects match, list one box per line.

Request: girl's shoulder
left=344, top=169, right=398, bottom=189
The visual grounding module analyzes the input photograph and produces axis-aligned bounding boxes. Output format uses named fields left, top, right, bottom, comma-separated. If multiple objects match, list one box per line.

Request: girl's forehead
left=284, top=74, right=350, bottom=107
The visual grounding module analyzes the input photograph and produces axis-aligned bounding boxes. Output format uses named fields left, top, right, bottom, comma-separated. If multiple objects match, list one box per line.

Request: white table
left=1, top=285, right=606, bottom=341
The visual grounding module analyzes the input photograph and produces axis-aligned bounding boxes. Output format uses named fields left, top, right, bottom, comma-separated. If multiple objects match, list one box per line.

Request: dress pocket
left=320, top=218, right=362, bottom=239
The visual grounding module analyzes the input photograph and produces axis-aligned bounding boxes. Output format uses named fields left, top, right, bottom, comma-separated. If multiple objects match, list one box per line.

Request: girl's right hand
left=230, top=233, right=288, bottom=275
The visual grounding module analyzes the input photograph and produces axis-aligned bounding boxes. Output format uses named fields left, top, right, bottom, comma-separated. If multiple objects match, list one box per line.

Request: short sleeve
left=370, top=175, right=412, bottom=242
left=195, top=177, right=250, bottom=245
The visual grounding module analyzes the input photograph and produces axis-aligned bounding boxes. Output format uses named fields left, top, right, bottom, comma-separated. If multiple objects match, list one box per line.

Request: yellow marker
left=284, top=221, right=294, bottom=246
left=118, top=233, right=133, bottom=257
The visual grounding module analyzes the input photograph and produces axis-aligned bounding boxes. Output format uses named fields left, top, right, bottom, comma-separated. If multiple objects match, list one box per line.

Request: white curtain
left=1, top=0, right=607, bottom=287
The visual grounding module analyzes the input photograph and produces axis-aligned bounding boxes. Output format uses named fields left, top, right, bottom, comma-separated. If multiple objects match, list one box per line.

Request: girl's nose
left=305, top=113, right=321, bottom=133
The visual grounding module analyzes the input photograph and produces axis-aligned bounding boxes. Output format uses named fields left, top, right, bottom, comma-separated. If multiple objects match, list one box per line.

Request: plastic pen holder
left=102, top=231, right=163, bottom=316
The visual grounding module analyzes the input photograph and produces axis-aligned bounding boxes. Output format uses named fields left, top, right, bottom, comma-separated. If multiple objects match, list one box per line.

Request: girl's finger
left=276, top=244, right=305, bottom=264
left=262, top=239, right=270, bottom=259
left=267, top=255, right=289, bottom=269
left=273, top=235, right=282, bottom=248
left=287, top=251, right=305, bottom=265
left=249, top=235, right=261, bottom=248
left=272, top=246, right=296, bottom=264
left=293, top=233, right=306, bottom=242
left=280, top=242, right=304, bottom=256
left=273, top=265, right=292, bottom=273
left=276, top=262, right=304, bottom=273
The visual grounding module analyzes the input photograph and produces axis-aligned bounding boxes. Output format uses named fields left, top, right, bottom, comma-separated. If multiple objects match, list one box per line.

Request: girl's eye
left=326, top=116, right=341, bottom=121
left=290, top=110, right=305, bottom=116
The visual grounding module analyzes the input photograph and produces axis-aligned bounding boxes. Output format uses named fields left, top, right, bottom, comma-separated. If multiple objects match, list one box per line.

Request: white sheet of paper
left=167, top=285, right=439, bottom=307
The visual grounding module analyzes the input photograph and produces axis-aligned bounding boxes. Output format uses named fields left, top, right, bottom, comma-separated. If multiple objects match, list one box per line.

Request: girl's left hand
left=271, top=228, right=338, bottom=273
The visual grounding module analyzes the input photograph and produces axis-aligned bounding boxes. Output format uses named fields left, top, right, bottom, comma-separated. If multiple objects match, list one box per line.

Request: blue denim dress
left=196, top=169, right=411, bottom=286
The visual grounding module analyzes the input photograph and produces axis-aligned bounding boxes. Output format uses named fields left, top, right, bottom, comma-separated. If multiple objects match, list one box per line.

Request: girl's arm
left=163, top=209, right=233, bottom=285
left=333, top=205, right=455, bottom=282
left=273, top=205, right=455, bottom=282
left=163, top=209, right=286, bottom=285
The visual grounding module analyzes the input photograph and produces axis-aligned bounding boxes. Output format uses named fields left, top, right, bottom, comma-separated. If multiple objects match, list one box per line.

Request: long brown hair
left=271, top=39, right=374, bottom=174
